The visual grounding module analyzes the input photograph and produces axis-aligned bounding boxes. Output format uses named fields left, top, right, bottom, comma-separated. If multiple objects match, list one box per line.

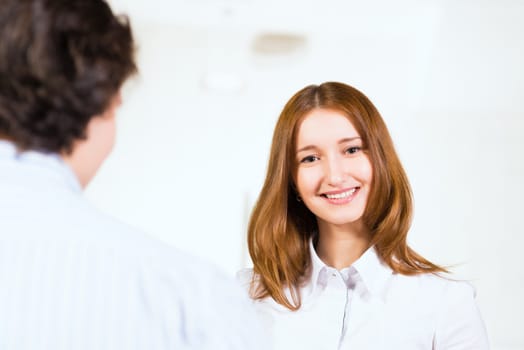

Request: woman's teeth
left=325, top=188, right=356, bottom=199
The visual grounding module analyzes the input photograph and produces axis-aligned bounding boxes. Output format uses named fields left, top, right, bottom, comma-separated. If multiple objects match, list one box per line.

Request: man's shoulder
left=77, top=204, right=223, bottom=279
left=2, top=178, right=216, bottom=283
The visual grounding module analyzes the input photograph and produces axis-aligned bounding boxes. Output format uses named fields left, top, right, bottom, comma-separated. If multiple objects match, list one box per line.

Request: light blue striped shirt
left=0, top=140, right=266, bottom=350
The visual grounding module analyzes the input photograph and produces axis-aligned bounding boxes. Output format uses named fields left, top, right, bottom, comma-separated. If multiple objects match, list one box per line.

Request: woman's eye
left=346, top=146, right=361, bottom=154
left=300, top=155, right=319, bottom=163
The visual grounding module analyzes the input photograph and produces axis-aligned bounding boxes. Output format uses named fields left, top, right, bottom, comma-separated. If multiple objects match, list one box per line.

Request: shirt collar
left=351, top=245, right=392, bottom=296
left=308, top=237, right=328, bottom=290
left=0, top=140, right=81, bottom=193
left=306, top=238, right=392, bottom=298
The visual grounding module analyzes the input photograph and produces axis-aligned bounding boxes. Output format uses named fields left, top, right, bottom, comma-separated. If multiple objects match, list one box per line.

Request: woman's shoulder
left=392, top=272, right=477, bottom=305
left=419, top=273, right=475, bottom=292
left=402, top=275, right=489, bottom=347
left=236, top=268, right=296, bottom=318
left=236, top=267, right=255, bottom=292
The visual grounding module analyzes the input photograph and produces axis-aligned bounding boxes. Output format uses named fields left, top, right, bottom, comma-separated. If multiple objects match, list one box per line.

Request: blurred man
left=0, top=1, right=264, bottom=349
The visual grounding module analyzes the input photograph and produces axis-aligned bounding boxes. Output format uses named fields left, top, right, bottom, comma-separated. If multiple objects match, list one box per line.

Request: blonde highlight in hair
left=248, top=82, right=447, bottom=311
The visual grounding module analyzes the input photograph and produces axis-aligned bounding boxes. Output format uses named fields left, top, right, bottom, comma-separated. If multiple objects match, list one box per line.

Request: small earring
left=296, top=194, right=302, bottom=202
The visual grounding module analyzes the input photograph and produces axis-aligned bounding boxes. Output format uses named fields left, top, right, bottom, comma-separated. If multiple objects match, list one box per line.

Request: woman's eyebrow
left=296, top=145, right=317, bottom=153
left=296, top=137, right=361, bottom=154
left=338, top=136, right=361, bottom=144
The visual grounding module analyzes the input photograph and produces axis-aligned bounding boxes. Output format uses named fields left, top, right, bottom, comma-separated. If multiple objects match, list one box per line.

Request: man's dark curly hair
left=0, top=0, right=137, bottom=153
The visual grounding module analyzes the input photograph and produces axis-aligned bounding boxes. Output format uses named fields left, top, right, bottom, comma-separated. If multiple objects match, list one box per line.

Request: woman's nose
left=325, top=156, right=345, bottom=186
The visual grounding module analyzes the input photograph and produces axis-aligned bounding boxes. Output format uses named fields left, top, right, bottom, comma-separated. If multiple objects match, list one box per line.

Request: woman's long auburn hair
left=247, top=82, right=447, bottom=311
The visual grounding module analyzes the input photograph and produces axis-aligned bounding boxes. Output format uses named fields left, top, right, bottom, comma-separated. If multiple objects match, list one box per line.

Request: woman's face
left=294, top=108, right=373, bottom=230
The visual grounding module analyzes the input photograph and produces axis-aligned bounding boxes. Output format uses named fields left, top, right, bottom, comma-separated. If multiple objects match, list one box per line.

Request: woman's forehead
left=295, top=109, right=360, bottom=146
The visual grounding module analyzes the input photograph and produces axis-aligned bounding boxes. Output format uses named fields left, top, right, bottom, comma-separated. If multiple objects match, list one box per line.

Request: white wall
left=90, top=1, right=524, bottom=348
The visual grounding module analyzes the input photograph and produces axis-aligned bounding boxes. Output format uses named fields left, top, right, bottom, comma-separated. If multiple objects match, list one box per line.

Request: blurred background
left=92, top=0, right=523, bottom=348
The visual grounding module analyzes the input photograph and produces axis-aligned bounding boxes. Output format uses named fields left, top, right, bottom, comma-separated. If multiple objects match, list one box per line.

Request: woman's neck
left=315, top=220, right=371, bottom=270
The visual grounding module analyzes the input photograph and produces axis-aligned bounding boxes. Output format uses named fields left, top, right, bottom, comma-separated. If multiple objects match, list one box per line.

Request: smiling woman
left=294, top=109, right=373, bottom=245
left=238, top=82, right=489, bottom=350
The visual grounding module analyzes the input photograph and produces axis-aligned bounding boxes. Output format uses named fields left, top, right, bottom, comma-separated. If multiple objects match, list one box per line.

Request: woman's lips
left=321, top=187, right=360, bottom=204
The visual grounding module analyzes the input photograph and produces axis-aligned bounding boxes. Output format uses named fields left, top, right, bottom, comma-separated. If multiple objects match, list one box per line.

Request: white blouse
left=238, top=241, right=489, bottom=350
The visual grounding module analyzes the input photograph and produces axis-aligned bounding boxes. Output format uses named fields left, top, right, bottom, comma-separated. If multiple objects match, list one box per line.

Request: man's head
left=0, top=0, right=136, bottom=186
